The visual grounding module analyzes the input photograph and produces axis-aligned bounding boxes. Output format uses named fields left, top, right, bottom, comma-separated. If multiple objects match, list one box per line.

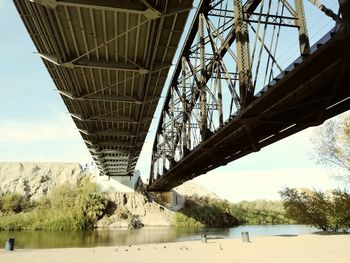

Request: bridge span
left=148, top=0, right=350, bottom=191
left=14, top=0, right=193, bottom=177
left=14, top=0, right=350, bottom=191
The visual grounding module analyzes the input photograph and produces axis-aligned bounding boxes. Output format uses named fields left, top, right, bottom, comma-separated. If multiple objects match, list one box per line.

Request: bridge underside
left=148, top=26, right=350, bottom=191
left=14, top=0, right=193, bottom=176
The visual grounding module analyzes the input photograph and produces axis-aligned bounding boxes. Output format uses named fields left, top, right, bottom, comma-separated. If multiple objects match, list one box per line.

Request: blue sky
left=0, top=0, right=345, bottom=201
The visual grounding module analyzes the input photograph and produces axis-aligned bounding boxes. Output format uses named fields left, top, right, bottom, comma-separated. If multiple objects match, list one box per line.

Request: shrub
left=0, top=180, right=112, bottom=231
left=82, top=192, right=108, bottom=223
left=173, top=212, right=203, bottom=227
left=174, top=196, right=239, bottom=227
left=280, top=187, right=350, bottom=232
left=230, top=200, right=294, bottom=225
left=0, top=192, right=31, bottom=214
left=49, top=183, right=78, bottom=210
left=329, top=190, right=350, bottom=231
left=115, top=207, right=130, bottom=220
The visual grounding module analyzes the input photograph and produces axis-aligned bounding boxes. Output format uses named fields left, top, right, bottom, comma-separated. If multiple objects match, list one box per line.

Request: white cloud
left=0, top=114, right=92, bottom=163
left=0, top=114, right=81, bottom=144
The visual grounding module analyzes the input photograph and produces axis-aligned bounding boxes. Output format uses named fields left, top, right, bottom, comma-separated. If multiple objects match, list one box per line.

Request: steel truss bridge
left=148, top=0, right=350, bottom=191
left=15, top=0, right=350, bottom=191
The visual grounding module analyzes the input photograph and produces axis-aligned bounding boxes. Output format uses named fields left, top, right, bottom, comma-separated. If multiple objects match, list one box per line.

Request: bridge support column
left=96, top=171, right=141, bottom=193
left=152, top=191, right=185, bottom=211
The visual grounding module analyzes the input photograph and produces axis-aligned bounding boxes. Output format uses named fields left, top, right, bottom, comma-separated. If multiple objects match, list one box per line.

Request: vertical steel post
left=181, top=56, right=188, bottom=157
left=187, top=120, right=191, bottom=150
left=199, top=13, right=208, bottom=141
left=149, top=158, right=154, bottom=184
left=170, top=87, right=175, bottom=167
left=162, top=112, right=166, bottom=174
left=294, top=0, right=311, bottom=57
left=234, top=0, right=253, bottom=108
left=217, top=65, right=224, bottom=126
left=156, top=134, right=160, bottom=178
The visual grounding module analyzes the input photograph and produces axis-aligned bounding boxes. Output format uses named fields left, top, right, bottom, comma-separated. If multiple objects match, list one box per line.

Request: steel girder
left=14, top=0, right=193, bottom=177
left=149, top=0, right=350, bottom=190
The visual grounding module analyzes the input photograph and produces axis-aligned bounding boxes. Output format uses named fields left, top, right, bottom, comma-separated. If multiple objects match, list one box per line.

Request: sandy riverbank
left=1, top=233, right=349, bottom=263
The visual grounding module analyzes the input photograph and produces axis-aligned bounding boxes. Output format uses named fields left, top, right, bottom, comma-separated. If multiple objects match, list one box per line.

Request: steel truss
left=149, top=0, right=349, bottom=188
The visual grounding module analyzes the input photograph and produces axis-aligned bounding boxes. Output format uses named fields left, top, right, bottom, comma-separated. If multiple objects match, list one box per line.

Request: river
left=0, top=225, right=317, bottom=249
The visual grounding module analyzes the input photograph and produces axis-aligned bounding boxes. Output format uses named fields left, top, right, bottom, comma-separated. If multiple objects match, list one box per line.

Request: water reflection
left=228, top=224, right=317, bottom=238
left=0, top=225, right=316, bottom=249
left=0, top=227, right=204, bottom=249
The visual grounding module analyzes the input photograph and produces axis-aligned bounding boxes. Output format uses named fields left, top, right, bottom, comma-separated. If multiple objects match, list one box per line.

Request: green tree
left=280, top=187, right=350, bottom=232
left=330, top=189, right=350, bottom=231
left=307, top=190, right=330, bottom=231
left=174, top=195, right=240, bottom=227
left=231, top=199, right=293, bottom=225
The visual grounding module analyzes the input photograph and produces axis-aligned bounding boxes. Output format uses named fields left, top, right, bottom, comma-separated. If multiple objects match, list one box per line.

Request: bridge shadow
left=274, top=234, right=298, bottom=237
left=312, top=231, right=350, bottom=236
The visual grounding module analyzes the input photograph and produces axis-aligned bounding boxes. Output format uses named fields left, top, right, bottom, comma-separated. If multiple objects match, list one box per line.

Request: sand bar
left=1, top=234, right=349, bottom=263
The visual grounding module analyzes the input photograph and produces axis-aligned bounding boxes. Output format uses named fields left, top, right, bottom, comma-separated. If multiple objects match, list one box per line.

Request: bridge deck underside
left=14, top=0, right=193, bottom=176
left=149, top=29, right=350, bottom=191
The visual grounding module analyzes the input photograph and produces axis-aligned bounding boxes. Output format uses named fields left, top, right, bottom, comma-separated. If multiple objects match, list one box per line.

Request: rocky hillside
left=99, top=192, right=175, bottom=227
left=0, top=162, right=220, bottom=227
left=0, top=162, right=218, bottom=200
left=175, top=181, right=219, bottom=199
left=0, top=162, right=95, bottom=200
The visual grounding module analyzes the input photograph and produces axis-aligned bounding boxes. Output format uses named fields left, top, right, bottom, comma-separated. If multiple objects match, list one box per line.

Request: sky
left=0, top=0, right=346, bottom=202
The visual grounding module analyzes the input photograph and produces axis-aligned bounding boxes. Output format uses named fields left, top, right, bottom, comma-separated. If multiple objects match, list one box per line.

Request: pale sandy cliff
left=0, top=162, right=95, bottom=200
left=0, top=162, right=218, bottom=227
left=175, top=181, right=219, bottom=199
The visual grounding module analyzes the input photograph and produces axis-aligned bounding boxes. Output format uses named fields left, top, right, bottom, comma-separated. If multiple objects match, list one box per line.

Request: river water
left=0, top=225, right=316, bottom=249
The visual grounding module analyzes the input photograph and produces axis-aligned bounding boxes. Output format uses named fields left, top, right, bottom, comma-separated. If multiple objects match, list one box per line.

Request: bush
left=49, top=183, right=78, bottom=210
left=0, top=193, right=32, bottom=214
left=127, top=215, right=144, bottom=229
left=280, top=187, right=350, bottom=232
left=230, top=200, right=294, bottom=225
left=173, top=196, right=294, bottom=227
left=174, top=195, right=240, bottom=227
left=329, top=190, right=350, bottom=231
left=174, top=212, right=203, bottom=227
left=82, top=192, right=108, bottom=223
left=0, top=180, right=111, bottom=231
left=115, top=207, right=130, bottom=220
